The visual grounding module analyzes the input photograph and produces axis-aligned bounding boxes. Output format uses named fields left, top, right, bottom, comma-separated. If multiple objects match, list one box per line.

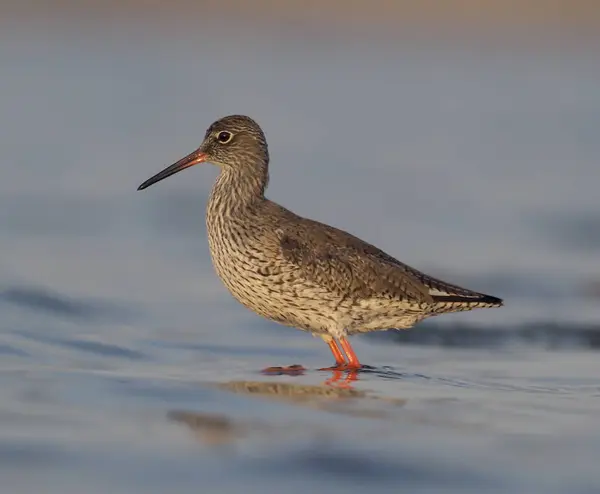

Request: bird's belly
left=343, top=298, right=426, bottom=333
left=209, top=250, right=340, bottom=333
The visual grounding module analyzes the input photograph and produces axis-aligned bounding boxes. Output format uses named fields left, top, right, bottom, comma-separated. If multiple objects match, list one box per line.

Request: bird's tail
left=392, top=259, right=503, bottom=314
left=430, top=293, right=503, bottom=314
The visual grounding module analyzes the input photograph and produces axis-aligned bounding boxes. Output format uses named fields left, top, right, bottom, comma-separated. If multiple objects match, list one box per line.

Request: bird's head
left=137, top=115, right=269, bottom=191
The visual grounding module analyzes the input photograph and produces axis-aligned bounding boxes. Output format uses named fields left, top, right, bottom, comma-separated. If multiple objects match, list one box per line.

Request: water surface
left=1, top=16, right=600, bottom=494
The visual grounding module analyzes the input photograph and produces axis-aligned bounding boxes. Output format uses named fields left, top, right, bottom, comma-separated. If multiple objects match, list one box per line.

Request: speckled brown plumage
left=138, top=115, right=503, bottom=369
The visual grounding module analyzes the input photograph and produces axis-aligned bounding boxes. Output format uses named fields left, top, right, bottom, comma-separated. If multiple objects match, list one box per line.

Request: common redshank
left=138, top=115, right=503, bottom=372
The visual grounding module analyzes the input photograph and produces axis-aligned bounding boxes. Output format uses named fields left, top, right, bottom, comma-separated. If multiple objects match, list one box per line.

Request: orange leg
left=318, top=335, right=347, bottom=370
left=339, top=337, right=362, bottom=369
left=327, top=338, right=346, bottom=366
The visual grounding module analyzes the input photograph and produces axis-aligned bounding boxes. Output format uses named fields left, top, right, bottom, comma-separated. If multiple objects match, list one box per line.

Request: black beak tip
left=137, top=179, right=153, bottom=191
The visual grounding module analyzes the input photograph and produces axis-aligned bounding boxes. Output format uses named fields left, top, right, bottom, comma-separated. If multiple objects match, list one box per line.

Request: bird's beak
left=137, top=149, right=208, bottom=190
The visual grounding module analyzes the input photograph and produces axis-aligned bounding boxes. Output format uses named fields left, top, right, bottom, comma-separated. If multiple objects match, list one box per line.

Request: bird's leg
left=339, top=337, right=362, bottom=369
left=326, top=336, right=346, bottom=366
left=318, top=335, right=348, bottom=371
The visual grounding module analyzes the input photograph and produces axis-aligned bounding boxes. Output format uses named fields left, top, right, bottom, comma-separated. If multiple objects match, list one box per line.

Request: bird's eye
left=217, top=131, right=233, bottom=143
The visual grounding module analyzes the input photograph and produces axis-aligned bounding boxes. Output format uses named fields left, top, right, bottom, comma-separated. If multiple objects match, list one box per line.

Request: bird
left=138, top=115, right=503, bottom=372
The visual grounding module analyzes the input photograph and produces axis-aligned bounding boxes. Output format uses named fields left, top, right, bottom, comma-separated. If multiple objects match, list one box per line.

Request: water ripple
left=374, top=322, right=600, bottom=350
left=0, top=285, right=136, bottom=323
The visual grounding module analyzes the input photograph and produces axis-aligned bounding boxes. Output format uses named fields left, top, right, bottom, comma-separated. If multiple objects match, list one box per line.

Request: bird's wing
left=275, top=221, right=434, bottom=305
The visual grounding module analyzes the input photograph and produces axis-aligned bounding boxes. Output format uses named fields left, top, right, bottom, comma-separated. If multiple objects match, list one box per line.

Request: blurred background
left=1, top=1, right=599, bottom=493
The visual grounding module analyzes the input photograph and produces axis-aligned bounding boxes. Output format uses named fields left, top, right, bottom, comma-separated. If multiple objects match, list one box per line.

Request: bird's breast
left=206, top=213, right=279, bottom=301
left=205, top=212, right=342, bottom=331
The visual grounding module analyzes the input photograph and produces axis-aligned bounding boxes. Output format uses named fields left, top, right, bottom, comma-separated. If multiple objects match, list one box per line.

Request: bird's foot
left=261, top=364, right=306, bottom=376
left=318, top=363, right=363, bottom=372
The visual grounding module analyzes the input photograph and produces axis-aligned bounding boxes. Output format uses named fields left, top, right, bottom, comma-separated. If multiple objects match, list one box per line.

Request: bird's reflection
left=261, top=365, right=375, bottom=389
left=323, top=369, right=360, bottom=388
left=168, top=366, right=408, bottom=447
left=169, top=378, right=405, bottom=446
left=168, top=411, right=251, bottom=446
left=217, top=378, right=368, bottom=402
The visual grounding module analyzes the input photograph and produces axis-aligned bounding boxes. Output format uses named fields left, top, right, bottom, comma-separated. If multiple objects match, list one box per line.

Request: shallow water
left=1, top=15, right=600, bottom=494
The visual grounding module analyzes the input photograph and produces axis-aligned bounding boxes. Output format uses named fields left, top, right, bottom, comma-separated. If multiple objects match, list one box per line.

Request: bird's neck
left=207, top=166, right=269, bottom=217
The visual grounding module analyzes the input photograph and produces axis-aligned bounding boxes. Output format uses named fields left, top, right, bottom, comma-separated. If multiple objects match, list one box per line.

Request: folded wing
left=276, top=217, right=502, bottom=311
